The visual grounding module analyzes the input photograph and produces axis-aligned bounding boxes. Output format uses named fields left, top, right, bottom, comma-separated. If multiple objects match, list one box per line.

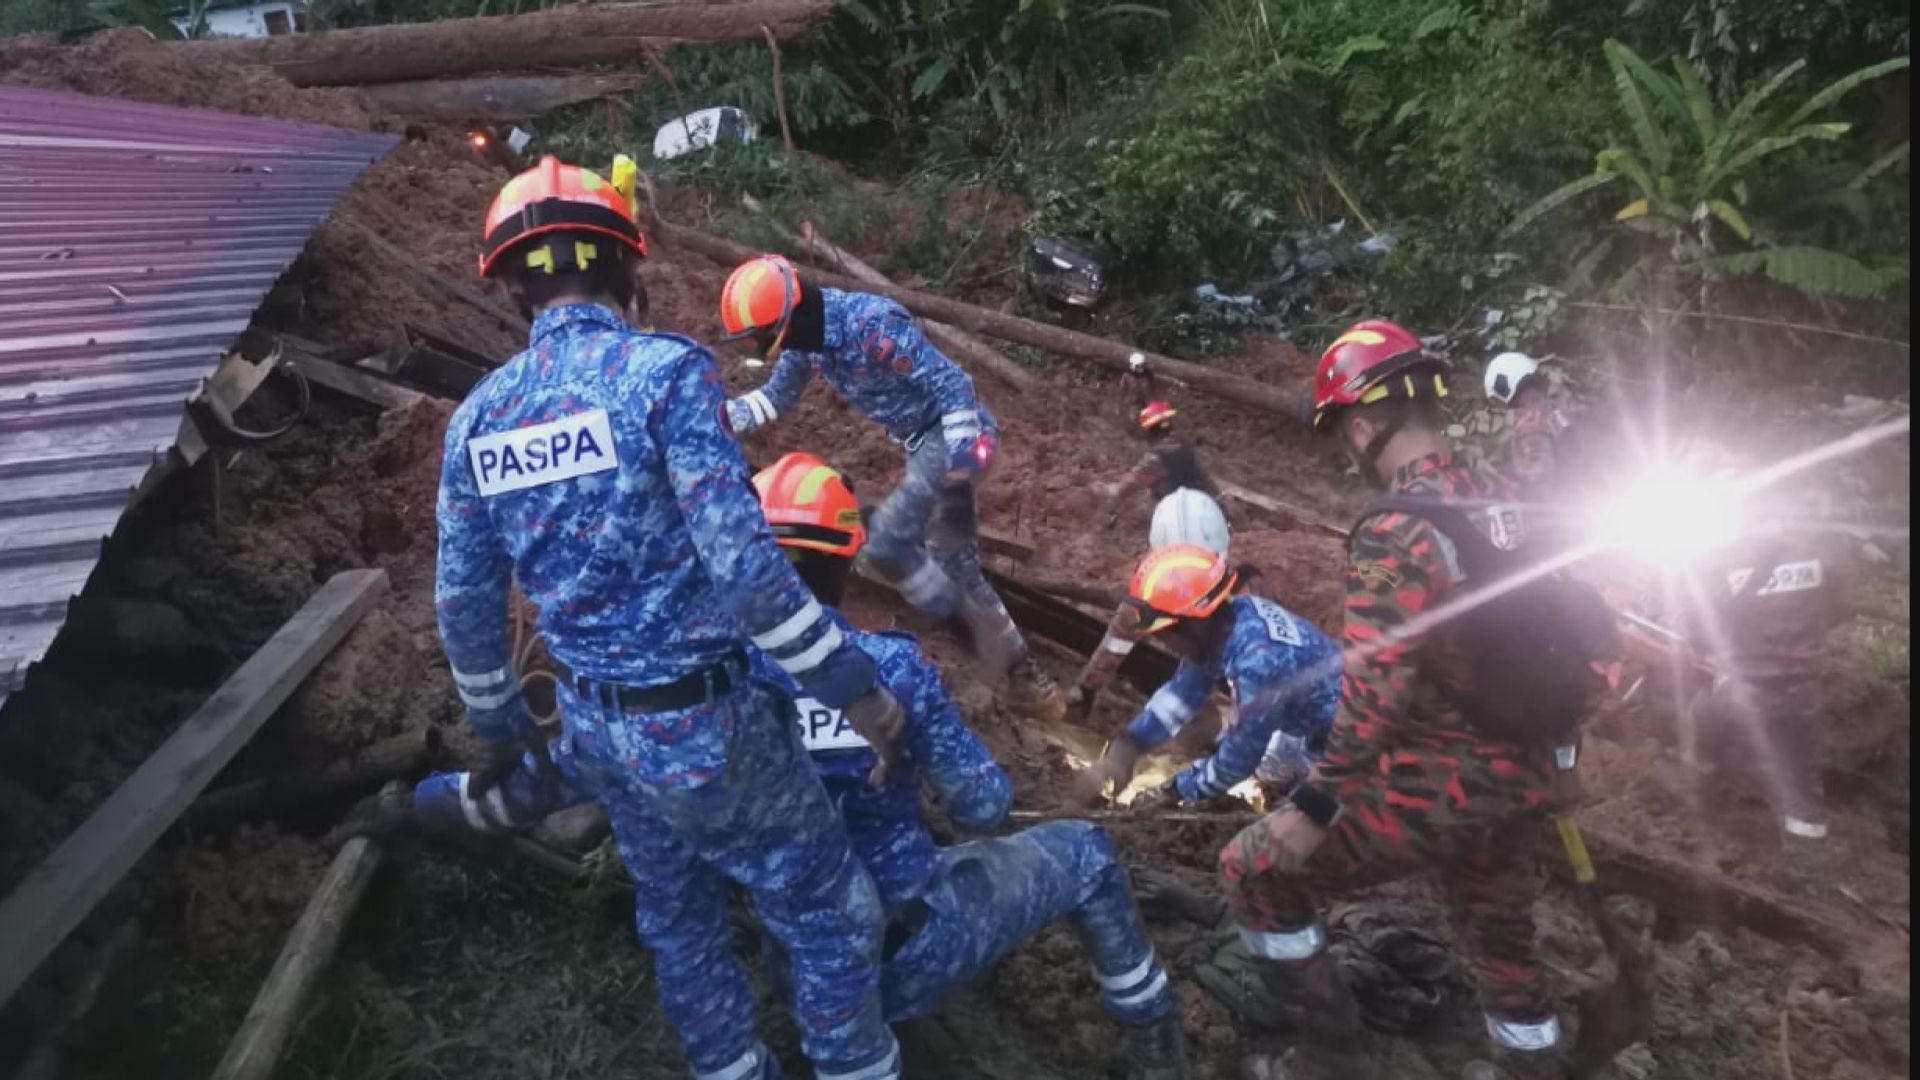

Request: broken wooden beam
left=0, top=570, right=389, bottom=1007
left=360, top=73, right=648, bottom=122
left=986, top=569, right=1178, bottom=695
left=1217, top=480, right=1351, bottom=538
left=656, top=222, right=1305, bottom=419
left=208, top=784, right=399, bottom=1080
left=290, top=353, right=424, bottom=412
left=179, top=1, right=833, bottom=87
left=330, top=219, right=527, bottom=337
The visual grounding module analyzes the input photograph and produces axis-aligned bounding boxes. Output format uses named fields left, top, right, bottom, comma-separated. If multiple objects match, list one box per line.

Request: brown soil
left=1, top=28, right=1909, bottom=1080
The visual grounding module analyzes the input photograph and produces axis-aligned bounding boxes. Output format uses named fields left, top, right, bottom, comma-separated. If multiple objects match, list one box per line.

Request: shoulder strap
left=1350, top=493, right=1500, bottom=580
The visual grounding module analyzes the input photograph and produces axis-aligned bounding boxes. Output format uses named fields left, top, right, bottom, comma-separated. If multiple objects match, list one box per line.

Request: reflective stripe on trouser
left=1688, top=674, right=1826, bottom=833
left=1217, top=794, right=1556, bottom=1030
left=882, top=820, right=1173, bottom=1027
left=566, top=678, right=895, bottom=1079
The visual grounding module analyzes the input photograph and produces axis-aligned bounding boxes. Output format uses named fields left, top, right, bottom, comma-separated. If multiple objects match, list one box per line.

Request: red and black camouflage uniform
left=1682, top=523, right=1845, bottom=838
left=1219, top=451, right=1558, bottom=1034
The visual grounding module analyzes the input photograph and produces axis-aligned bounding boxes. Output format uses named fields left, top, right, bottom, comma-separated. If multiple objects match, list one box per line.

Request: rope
left=510, top=597, right=561, bottom=729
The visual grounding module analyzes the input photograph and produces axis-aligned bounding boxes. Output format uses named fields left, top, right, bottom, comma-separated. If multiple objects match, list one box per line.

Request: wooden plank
left=209, top=788, right=395, bottom=1080
left=290, top=356, right=425, bottom=412
left=976, top=524, right=1036, bottom=561
left=1217, top=480, right=1351, bottom=539
left=0, top=570, right=389, bottom=1007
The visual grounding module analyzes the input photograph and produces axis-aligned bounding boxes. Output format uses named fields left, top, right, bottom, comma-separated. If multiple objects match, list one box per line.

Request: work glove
left=1130, top=866, right=1228, bottom=928
left=1072, top=734, right=1143, bottom=808
left=468, top=736, right=555, bottom=798
left=844, top=685, right=908, bottom=786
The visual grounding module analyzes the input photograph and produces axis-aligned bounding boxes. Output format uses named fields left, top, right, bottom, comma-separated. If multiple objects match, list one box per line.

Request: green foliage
left=1511, top=41, right=1911, bottom=301
left=1030, top=49, right=1315, bottom=280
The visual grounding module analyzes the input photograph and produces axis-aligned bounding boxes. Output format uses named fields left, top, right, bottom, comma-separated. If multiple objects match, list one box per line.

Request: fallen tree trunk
left=361, top=73, right=648, bottom=121
left=179, top=1, right=832, bottom=87
left=656, top=222, right=1305, bottom=419
left=739, top=198, right=1038, bottom=393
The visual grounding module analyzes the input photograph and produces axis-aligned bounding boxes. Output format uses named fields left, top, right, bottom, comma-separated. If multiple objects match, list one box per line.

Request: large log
left=186, top=727, right=446, bottom=832
left=179, top=1, right=832, bottom=88
left=361, top=73, right=648, bottom=121
left=655, top=222, right=1306, bottom=419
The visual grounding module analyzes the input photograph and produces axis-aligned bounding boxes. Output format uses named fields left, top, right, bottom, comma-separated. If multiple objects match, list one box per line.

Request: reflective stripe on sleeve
left=773, top=622, right=845, bottom=676
left=457, top=682, right=521, bottom=711
left=897, top=561, right=951, bottom=607
left=1096, top=953, right=1156, bottom=992
left=1108, top=969, right=1168, bottom=1009
left=753, top=597, right=825, bottom=651
left=1102, top=635, right=1136, bottom=655
left=1145, top=685, right=1196, bottom=735
left=1486, top=1013, right=1561, bottom=1052
left=1238, top=922, right=1325, bottom=961
left=744, top=390, right=778, bottom=427
left=452, top=664, right=514, bottom=690
left=456, top=773, right=494, bottom=833
left=1784, top=816, right=1828, bottom=839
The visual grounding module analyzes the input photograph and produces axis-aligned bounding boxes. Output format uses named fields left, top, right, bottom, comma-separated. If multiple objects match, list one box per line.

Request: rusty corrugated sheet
left=0, top=84, right=397, bottom=707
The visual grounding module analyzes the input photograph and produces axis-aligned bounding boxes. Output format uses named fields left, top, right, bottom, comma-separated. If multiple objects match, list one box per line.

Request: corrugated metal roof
left=0, top=84, right=398, bottom=708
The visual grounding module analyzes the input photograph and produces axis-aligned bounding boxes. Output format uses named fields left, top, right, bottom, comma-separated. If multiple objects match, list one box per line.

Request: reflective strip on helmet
left=694, top=1044, right=772, bottom=1080
left=1137, top=550, right=1218, bottom=605
left=1784, top=816, right=1828, bottom=839
left=773, top=623, right=845, bottom=676
left=1486, top=1013, right=1561, bottom=1052
left=753, top=597, right=825, bottom=652
left=816, top=1038, right=902, bottom=1080
left=1239, top=923, right=1325, bottom=961
left=791, top=463, right=840, bottom=505
left=742, top=390, right=778, bottom=427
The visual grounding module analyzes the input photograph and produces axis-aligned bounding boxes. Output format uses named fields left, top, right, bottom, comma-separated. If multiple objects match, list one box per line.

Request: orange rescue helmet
left=479, top=155, right=647, bottom=279
left=753, top=452, right=866, bottom=559
left=719, top=254, right=803, bottom=344
left=1310, top=318, right=1448, bottom=431
left=1127, top=544, right=1238, bottom=634
left=1139, top=400, right=1178, bottom=431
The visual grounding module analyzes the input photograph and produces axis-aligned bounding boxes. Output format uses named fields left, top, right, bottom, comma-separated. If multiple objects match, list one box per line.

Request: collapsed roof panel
left=0, top=84, right=398, bottom=708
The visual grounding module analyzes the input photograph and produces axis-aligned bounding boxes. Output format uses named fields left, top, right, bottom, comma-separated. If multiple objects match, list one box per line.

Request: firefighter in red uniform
left=1214, top=320, right=1573, bottom=1080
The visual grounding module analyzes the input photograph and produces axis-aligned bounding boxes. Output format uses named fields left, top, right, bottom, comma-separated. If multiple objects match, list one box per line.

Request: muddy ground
left=0, top=29, right=1910, bottom=1080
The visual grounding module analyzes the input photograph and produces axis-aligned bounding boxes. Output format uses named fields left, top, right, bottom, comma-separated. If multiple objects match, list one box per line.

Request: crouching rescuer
left=439, top=157, right=905, bottom=1080
left=1213, top=320, right=1608, bottom=1080
left=409, top=451, right=1190, bottom=1080
left=716, top=254, right=1064, bottom=721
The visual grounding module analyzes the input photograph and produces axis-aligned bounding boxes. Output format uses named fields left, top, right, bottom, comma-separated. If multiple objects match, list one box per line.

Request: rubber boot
left=1124, top=1012, right=1191, bottom=1080
left=1245, top=951, right=1369, bottom=1080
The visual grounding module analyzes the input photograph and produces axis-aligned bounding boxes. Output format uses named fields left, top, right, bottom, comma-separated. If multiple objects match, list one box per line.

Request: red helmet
left=479, top=156, right=646, bottom=278
left=753, top=452, right=865, bottom=558
left=1139, top=401, right=1178, bottom=431
left=1127, top=544, right=1238, bottom=634
left=719, top=254, right=803, bottom=345
left=1311, top=319, right=1449, bottom=431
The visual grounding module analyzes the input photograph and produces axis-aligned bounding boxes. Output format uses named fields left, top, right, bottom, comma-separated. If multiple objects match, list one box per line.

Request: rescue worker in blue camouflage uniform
left=715, top=255, right=1066, bottom=723
left=1073, top=546, right=1342, bottom=812
left=402, top=451, right=1191, bottom=1079
left=439, top=157, right=904, bottom=1080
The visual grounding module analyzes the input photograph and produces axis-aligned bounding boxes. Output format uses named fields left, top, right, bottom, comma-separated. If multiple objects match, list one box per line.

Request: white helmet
left=1484, top=351, right=1541, bottom=405
left=1150, top=488, right=1230, bottom=557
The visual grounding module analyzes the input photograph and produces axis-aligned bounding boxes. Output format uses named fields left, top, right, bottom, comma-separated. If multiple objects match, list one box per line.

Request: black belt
left=561, top=649, right=745, bottom=713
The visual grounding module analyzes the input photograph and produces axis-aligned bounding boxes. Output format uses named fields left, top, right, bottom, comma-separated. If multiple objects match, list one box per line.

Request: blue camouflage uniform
left=724, top=289, right=1012, bottom=634
left=417, top=612, right=1174, bottom=1030
left=1126, top=595, right=1342, bottom=803
left=434, top=302, right=898, bottom=1080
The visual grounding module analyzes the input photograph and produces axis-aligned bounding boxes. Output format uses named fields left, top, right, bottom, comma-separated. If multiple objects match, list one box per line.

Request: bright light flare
left=1591, top=468, right=1745, bottom=566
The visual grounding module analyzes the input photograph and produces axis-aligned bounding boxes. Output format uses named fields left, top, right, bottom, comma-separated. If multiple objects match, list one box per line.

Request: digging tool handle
left=1557, top=815, right=1598, bottom=886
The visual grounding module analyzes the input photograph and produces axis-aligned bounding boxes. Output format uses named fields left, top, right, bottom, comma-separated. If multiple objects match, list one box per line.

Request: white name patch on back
left=794, top=696, right=870, bottom=752
left=468, top=409, right=618, bottom=497
left=1728, top=559, right=1824, bottom=597
left=1250, top=597, right=1304, bottom=647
